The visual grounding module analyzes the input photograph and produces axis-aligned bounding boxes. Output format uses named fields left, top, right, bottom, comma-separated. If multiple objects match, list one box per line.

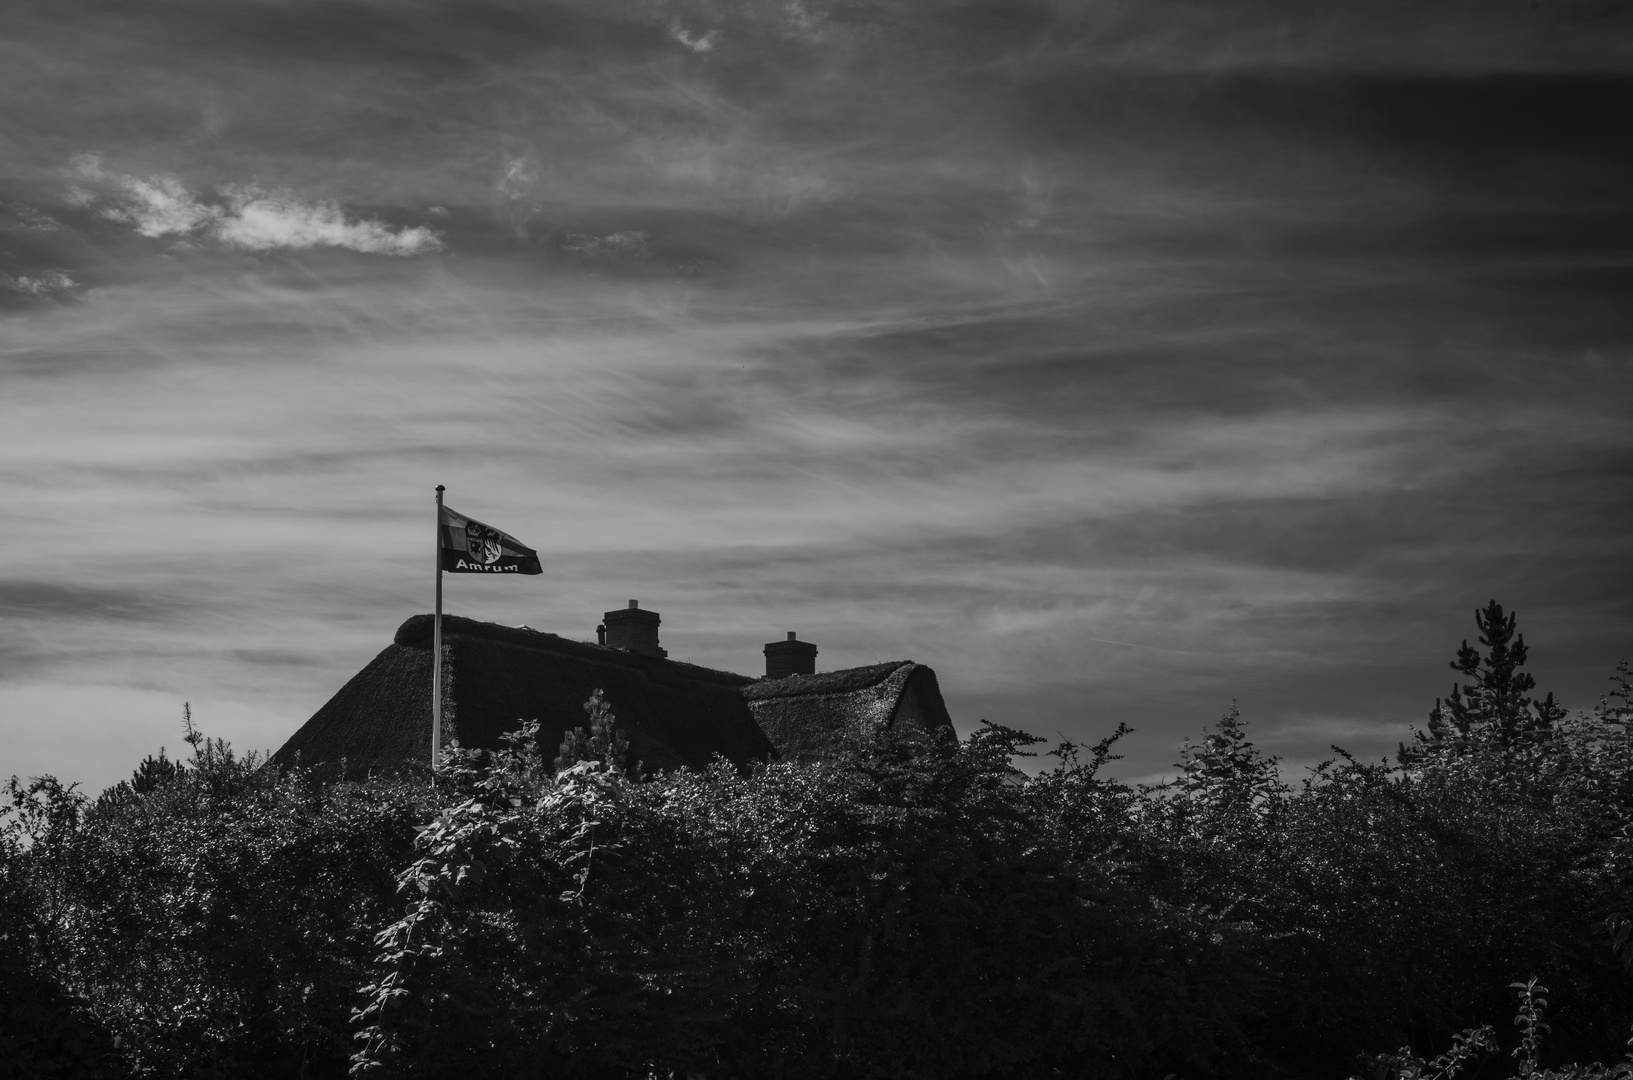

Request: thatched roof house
left=744, top=662, right=954, bottom=762
left=271, top=603, right=954, bottom=779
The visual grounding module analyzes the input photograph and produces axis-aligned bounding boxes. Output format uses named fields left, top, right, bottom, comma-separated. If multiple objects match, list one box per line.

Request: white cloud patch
left=2, top=203, right=65, bottom=231
left=778, top=0, right=831, bottom=43
left=0, top=270, right=76, bottom=296
left=67, top=156, right=441, bottom=256
left=104, top=174, right=220, bottom=237
left=497, top=155, right=537, bottom=200
left=562, top=230, right=651, bottom=263
left=669, top=20, right=720, bottom=53
left=213, top=186, right=442, bottom=255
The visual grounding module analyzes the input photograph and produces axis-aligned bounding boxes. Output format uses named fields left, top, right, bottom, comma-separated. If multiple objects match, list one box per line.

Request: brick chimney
left=764, top=631, right=817, bottom=678
left=602, top=599, right=666, bottom=658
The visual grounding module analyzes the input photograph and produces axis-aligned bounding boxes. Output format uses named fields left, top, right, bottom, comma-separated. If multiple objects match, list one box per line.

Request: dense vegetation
left=4, top=602, right=1632, bottom=1079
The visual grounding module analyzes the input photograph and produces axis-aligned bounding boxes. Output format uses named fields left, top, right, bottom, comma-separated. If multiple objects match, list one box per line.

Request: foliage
left=3, top=609, right=1632, bottom=1078
left=1353, top=980, right=1633, bottom=1080
left=93, top=749, right=186, bottom=811
left=1, top=777, right=126, bottom=1079
left=552, top=687, right=632, bottom=774
left=2, top=726, right=433, bottom=1078
left=351, top=710, right=1254, bottom=1078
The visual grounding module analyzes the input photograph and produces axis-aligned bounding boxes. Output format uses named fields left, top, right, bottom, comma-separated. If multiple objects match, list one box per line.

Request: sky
left=3, top=0, right=1632, bottom=794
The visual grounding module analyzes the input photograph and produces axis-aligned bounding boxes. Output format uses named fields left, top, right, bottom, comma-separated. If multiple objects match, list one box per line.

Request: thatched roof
left=271, top=614, right=773, bottom=781
left=743, top=660, right=955, bottom=762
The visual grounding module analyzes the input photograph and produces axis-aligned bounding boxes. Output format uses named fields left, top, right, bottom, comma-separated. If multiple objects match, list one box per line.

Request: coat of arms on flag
left=439, top=506, right=542, bottom=574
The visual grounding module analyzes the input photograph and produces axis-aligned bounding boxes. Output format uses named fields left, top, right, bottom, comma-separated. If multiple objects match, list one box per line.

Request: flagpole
left=432, top=484, right=444, bottom=772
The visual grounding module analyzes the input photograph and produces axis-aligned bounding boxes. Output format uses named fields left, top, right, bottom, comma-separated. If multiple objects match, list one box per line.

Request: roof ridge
left=391, top=613, right=754, bottom=687
left=741, top=660, right=915, bottom=701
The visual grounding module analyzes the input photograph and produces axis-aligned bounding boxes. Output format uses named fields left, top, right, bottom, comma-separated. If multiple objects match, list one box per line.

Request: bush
left=351, top=717, right=1257, bottom=1078
left=3, top=741, right=432, bottom=1078
left=4, top=614, right=1630, bottom=1078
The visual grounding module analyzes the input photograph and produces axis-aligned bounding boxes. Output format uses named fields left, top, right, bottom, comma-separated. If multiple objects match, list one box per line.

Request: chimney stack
left=602, top=599, right=666, bottom=658
left=764, top=631, right=817, bottom=678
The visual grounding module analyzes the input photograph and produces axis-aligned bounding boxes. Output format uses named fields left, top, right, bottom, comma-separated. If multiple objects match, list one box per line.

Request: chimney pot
left=603, top=603, right=665, bottom=658
left=629, top=599, right=638, bottom=609
left=764, top=634, right=817, bottom=678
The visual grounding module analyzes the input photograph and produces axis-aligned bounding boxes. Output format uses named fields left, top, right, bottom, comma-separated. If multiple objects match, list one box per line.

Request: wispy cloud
left=0, top=0, right=1629, bottom=797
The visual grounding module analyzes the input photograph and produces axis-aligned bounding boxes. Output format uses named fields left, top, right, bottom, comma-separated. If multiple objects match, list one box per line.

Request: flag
left=439, top=505, right=542, bottom=574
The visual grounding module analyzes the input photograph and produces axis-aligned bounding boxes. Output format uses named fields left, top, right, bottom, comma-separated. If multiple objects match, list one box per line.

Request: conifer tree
left=130, top=748, right=184, bottom=794
left=1407, top=600, right=1564, bottom=764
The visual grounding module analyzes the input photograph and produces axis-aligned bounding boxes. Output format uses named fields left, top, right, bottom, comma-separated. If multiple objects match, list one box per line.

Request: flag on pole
left=439, top=505, right=542, bottom=574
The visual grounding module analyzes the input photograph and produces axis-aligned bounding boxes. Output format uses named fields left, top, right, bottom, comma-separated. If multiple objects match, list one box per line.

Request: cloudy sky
left=3, top=0, right=1631, bottom=792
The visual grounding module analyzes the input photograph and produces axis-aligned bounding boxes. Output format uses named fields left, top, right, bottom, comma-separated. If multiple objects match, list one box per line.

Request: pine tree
left=130, top=748, right=185, bottom=794
left=1409, top=600, right=1563, bottom=763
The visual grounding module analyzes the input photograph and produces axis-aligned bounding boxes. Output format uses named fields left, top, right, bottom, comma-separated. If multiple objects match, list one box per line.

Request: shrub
left=4, top=618, right=1631, bottom=1078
